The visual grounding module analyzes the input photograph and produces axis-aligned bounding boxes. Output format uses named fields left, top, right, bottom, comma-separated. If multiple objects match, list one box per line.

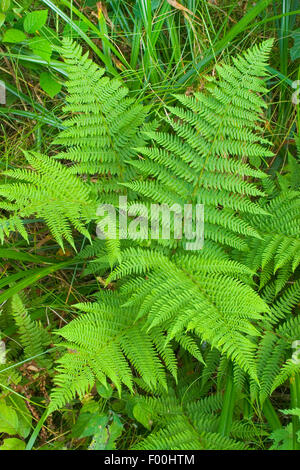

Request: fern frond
left=9, top=294, right=51, bottom=368
left=0, top=151, right=94, bottom=249
left=53, top=38, right=151, bottom=206
left=108, top=247, right=268, bottom=381
left=49, top=292, right=177, bottom=412
left=125, top=40, right=274, bottom=250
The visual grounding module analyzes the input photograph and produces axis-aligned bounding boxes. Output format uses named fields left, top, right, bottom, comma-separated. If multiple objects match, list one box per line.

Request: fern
left=124, top=40, right=274, bottom=250
left=6, top=294, right=51, bottom=368
left=107, top=247, right=268, bottom=381
left=0, top=151, right=94, bottom=249
left=242, top=190, right=300, bottom=294
left=48, top=291, right=178, bottom=413
left=127, top=381, right=262, bottom=450
left=47, top=40, right=284, bottom=414
left=0, top=39, right=153, bottom=252
left=52, top=39, right=152, bottom=206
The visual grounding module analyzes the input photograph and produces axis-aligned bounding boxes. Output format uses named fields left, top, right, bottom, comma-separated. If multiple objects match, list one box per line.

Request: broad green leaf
left=2, top=28, right=26, bottom=43
left=39, top=72, right=61, bottom=98
left=71, top=413, right=92, bottom=438
left=270, top=424, right=294, bottom=450
left=7, top=396, right=32, bottom=439
left=0, top=438, right=25, bottom=450
left=0, top=13, right=5, bottom=28
left=0, top=399, right=18, bottom=435
left=96, top=382, right=113, bottom=399
left=80, top=414, right=108, bottom=439
left=28, top=37, right=52, bottom=62
left=89, top=426, right=110, bottom=450
left=105, top=414, right=123, bottom=449
left=80, top=400, right=99, bottom=415
left=0, top=0, right=10, bottom=12
left=89, top=414, right=123, bottom=450
left=72, top=412, right=108, bottom=439
left=23, top=10, right=48, bottom=33
left=133, top=402, right=152, bottom=430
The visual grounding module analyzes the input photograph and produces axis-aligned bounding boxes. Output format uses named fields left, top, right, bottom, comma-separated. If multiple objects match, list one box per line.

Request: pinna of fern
left=229, top=155, right=300, bottom=406
left=107, top=247, right=268, bottom=382
left=241, top=190, right=300, bottom=294
left=0, top=38, right=154, bottom=250
left=247, top=276, right=300, bottom=405
left=194, top=275, right=300, bottom=409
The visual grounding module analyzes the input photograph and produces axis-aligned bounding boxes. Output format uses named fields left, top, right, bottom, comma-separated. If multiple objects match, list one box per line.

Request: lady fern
left=1, top=36, right=298, bottom=450
left=125, top=39, right=274, bottom=250
left=1, top=293, right=51, bottom=368
left=47, top=40, right=282, bottom=413
left=127, top=381, right=260, bottom=450
left=0, top=151, right=94, bottom=249
left=0, top=38, right=153, bottom=249
left=52, top=39, right=153, bottom=206
left=48, top=291, right=178, bottom=413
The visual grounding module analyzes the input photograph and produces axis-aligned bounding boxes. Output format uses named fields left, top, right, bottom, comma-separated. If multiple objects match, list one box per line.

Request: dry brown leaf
left=167, top=0, right=194, bottom=16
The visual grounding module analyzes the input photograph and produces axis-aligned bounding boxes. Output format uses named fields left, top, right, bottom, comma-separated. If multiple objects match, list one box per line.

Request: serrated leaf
left=270, top=424, right=293, bottom=450
left=23, top=10, right=48, bottom=33
left=280, top=407, right=300, bottom=418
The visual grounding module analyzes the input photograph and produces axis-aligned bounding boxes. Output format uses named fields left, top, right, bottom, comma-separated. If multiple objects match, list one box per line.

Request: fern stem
left=218, top=362, right=235, bottom=436
left=290, top=373, right=300, bottom=450
left=262, top=398, right=282, bottom=431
